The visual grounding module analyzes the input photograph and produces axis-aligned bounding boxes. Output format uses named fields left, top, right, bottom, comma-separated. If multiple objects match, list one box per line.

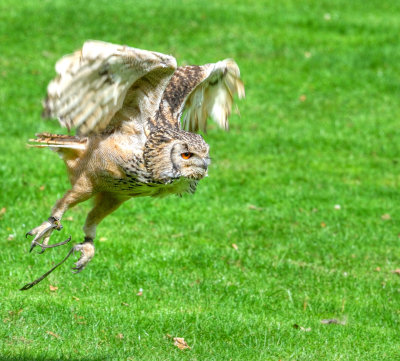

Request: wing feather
left=182, top=59, right=245, bottom=132
left=43, top=41, right=177, bottom=135
left=159, top=59, right=244, bottom=132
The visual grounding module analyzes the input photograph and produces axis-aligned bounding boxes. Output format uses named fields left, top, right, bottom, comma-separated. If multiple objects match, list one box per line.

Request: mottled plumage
left=22, top=40, right=244, bottom=289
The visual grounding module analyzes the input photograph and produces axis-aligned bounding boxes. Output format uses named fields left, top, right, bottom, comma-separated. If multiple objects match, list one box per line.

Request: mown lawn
left=1, top=0, right=400, bottom=360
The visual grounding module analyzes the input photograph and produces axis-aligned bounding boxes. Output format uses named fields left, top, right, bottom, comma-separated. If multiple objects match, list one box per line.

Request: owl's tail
left=28, top=132, right=87, bottom=151
left=28, top=133, right=88, bottom=178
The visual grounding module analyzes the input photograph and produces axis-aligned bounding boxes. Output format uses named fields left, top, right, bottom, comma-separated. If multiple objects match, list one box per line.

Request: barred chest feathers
left=107, top=165, right=198, bottom=198
left=100, top=146, right=199, bottom=198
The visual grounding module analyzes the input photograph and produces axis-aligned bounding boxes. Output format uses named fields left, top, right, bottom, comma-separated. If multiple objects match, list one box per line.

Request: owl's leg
left=20, top=192, right=127, bottom=290
left=27, top=183, right=92, bottom=253
left=72, top=192, right=128, bottom=273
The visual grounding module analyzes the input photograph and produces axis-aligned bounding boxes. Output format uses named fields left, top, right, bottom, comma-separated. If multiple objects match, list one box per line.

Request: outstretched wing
left=158, top=59, right=244, bottom=132
left=43, top=41, right=177, bottom=135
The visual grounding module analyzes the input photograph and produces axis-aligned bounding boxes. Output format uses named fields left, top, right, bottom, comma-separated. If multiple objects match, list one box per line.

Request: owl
left=21, top=41, right=244, bottom=290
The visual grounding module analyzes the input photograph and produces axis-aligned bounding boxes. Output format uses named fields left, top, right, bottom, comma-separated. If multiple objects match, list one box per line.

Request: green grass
left=1, top=0, right=400, bottom=359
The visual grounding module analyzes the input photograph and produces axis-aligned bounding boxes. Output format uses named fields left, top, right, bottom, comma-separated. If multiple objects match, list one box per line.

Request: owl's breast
left=100, top=159, right=198, bottom=198
left=144, top=177, right=198, bottom=198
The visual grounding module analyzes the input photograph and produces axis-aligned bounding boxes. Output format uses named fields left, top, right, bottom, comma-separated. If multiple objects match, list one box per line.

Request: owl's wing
left=43, top=41, right=177, bottom=135
left=157, top=59, right=244, bottom=132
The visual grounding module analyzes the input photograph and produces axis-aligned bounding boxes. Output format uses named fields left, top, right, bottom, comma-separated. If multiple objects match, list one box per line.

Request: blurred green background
left=1, top=0, right=400, bottom=360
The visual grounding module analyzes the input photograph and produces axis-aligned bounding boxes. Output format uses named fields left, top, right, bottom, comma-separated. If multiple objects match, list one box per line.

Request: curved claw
left=29, top=239, right=49, bottom=254
left=29, top=241, right=40, bottom=253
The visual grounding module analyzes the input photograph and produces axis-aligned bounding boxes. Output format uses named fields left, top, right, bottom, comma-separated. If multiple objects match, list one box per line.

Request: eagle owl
left=21, top=41, right=244, bottom=290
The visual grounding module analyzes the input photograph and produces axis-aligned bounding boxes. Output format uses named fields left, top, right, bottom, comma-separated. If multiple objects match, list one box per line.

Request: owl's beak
left=191, top=161, right=208, bottom=180
left=202, top=158, right=210, bottom=178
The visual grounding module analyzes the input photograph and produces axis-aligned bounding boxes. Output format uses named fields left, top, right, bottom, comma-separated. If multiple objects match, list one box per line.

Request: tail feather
left=28, top=132, right=87, bottom=150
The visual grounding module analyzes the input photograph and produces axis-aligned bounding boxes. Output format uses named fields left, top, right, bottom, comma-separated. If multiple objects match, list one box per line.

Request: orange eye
left=181, top=152, right=192, bottom=160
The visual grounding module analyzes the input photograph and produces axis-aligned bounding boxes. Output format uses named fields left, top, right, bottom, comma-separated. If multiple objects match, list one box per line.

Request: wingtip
left=237, top=79, right=245, bottom=99
left=219, top=59, right=245, bottom=99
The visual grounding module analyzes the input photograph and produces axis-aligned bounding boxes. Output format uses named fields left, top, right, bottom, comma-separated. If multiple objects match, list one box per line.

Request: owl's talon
left=26, top=217, right=65, bottom=253
left=71, top=239, right=95, bottom=273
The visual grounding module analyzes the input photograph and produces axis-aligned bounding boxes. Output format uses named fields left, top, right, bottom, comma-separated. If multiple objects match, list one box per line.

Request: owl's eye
left=181, top=152, right=193, bottom=160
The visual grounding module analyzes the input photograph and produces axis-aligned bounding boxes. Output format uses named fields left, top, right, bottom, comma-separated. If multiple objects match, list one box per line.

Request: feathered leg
left=72, top=192, right=128, bottom=273
left=27, top=180, right=93, bottom=253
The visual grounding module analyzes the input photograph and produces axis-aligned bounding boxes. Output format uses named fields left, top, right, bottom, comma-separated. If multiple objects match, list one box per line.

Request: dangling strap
left=20, top=243, right=76, bottom=291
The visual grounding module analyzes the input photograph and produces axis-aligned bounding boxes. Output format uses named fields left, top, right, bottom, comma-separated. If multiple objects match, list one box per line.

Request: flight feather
left=158, top=59, right=244, bottom=132
left=43, top=40, right=177, bottom=135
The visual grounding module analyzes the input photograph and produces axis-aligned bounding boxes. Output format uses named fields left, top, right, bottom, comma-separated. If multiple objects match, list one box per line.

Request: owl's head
left=144, top=128, right=210, bottom=183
